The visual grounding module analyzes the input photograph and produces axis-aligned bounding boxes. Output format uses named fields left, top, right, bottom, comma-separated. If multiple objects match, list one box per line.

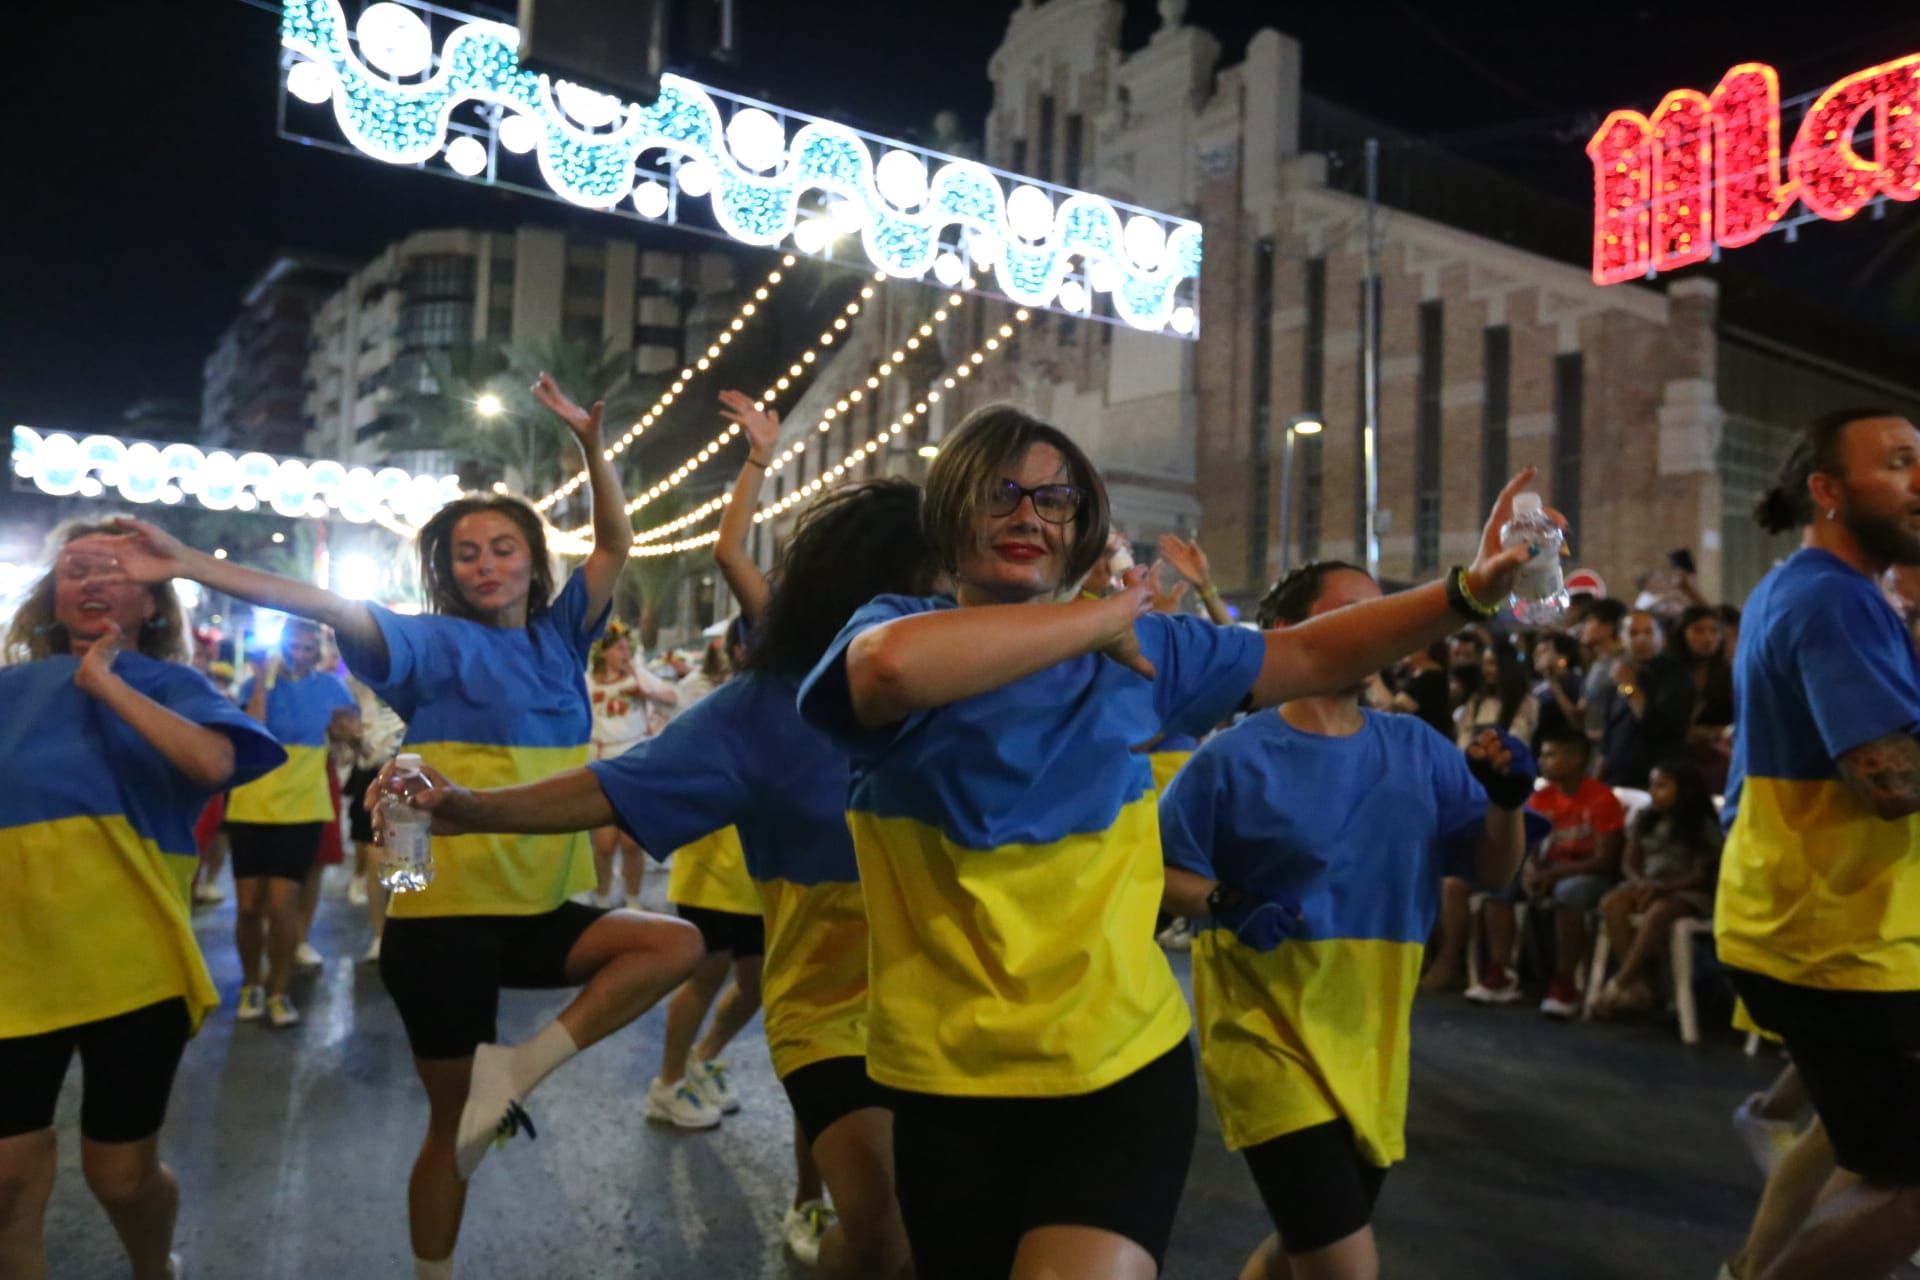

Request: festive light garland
left=533, top=254, right=797, bottom=512
left=279, top=0, right=1203, bottom=333
left=10, top=426, right=461, bottom=527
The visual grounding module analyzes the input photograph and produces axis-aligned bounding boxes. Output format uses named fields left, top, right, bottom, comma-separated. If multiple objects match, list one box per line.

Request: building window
left=490, top=255, right=514, bottom=290
left=564, top=264, right=602, bottom=300
left=1248, top=238, right=1275, bottom=582
left=562, top=312, right=602, bottom=344
left=1481, top=326, right=1511, bottom=512
left=403, top=253, right=474, bottom=302
left=1037, top=94, right=1056, bottom=181
left=1414, top=300, right=1443, bottom=575
left=1064, top=114, right=1084, bottom=187
left=1010, top=138, right=1027, bottom=175
left=1553, top=351, right=1584, bottom=536
left=634, top=323, right=680, bottom=349
left=398, top=300, right=473, bottom=349
left=487, top=306, right=512, bottom=340
left=1301, top=258, right=1326, bottom=561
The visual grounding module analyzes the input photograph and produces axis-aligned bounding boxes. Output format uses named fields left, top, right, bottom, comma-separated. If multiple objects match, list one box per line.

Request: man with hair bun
left=1716, top=408, right=1920, bottom=1279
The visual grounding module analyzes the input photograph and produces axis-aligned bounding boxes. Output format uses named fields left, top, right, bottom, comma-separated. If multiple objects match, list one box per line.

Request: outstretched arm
left=712, top=390, right=778, bottom=626
left=1247, top=471, right=1553, bottom=708
left=532, top=373, right=633, bottom=622
left=102, top=517, right=385, bottom=666
left=370, top=758, right=616, bottom=836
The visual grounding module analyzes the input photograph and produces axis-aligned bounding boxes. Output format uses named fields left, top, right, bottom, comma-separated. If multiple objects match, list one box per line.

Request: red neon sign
left=1588, top=54, right=1920, bottom=285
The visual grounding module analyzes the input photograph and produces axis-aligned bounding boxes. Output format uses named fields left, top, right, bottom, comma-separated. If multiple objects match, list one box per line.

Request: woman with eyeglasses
left=796, top=404, right=1554, bottom=1280
left=0, top=521, right=283, bottom=1280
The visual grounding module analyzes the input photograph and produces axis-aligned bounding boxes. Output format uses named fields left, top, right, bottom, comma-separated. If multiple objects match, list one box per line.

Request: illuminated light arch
left=1587, top=54, right=1916, bottom=283
left=279, top=0, right=1203, bottom=334
left=10, top=426, right=462, bottom=528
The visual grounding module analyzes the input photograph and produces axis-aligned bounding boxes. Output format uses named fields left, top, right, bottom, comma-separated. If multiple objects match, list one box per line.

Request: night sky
left=7, top=0, right=1919, bottom=430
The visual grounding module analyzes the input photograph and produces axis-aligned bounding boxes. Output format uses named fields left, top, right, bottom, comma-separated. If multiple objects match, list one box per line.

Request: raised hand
left=1465, top=469, right=1566, bottom=603
left=1152, top=575, right=1190, bottom=616
left=717, top=390, right=781, bottom=460
left=99, top=517, right=191, bottom=584
left=1156, top=533, right=1213, bottom=589
left=1096, top=563, right=1159, bottom=680
left=366, top=757, right=471, bottom=839
left=74, top=619, right=125, bottom=697
left=530, top=372, right=604, bottom=447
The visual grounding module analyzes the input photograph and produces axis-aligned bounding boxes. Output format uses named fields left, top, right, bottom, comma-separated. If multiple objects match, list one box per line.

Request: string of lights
left=532, top=254, right=799, bottom=512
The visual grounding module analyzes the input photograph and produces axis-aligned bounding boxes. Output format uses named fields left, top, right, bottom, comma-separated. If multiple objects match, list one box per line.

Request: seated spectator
left=1455, top=640, right=1536, bottom=749
left=1598, top=609, right=1693, bottom=788
left=1389, top=642, right=1454, bottom=740
left=1671, top=603, right=1736, bottom=792
left=1591, top=761, right=1722, bottom=1018
left=1467, top=733, right=1625, bottom=1017
left=1529, top=632, right=1584, bottom=755
left=1715, top=603, right=1742, bottom=659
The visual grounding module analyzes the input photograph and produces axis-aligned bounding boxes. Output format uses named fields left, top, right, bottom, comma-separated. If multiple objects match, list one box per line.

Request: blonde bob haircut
left=4, top=517, right=187, bottom=665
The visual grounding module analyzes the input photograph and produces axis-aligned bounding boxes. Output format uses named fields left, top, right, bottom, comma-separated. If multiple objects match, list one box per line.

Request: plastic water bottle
left=1500, top=493, right=1570, bottom=625
left=378, top=754, right=435, bottom=893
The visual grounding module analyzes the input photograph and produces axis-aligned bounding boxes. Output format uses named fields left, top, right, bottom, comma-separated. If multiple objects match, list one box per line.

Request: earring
left=1827, top=508, right=1839, bottom=522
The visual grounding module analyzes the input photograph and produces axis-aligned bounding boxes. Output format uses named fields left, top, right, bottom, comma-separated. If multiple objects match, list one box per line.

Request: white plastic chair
left=1583, top=913, right=1714, bottom=1044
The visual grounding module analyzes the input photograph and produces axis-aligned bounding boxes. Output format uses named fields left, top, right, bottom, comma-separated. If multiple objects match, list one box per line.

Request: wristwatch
left=1206, top=883, right=1246, bottom=916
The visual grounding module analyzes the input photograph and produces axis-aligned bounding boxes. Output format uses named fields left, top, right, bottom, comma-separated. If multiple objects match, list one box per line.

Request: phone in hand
left=1667, top=548, right=1697, bottom=576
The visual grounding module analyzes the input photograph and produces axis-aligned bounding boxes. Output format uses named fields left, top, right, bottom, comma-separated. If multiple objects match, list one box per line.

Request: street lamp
left=1277, top=413, right=1323, bottom=575
left=475, top=392, right=504, bottom=418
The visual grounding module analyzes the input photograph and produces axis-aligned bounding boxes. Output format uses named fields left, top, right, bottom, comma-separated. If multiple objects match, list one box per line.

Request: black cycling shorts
left=0, top=999, right=192, bottom=1143
left=783, top=1055, right=892, bottom=1145
left=890, top=1039, right=1197, bottom=1278
left=1242, top=1118, right=1389, bottom=1254
left=674, top=903, right=765, bottom=958
left=379, top=902, right=606, bottom=1060
left=227, top=821, right=323, bottom=883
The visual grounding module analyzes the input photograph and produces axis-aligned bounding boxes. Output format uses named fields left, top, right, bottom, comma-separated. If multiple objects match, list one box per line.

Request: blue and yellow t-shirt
left=1160, top=709, right=1485, bottom=1162
left=0, top=654, right=283, bottom=1037
left=226, top=666, right=354, bottom=824
left=1716, top=548, right=1920, bottom=991
left=340, top=571, right=607, bottom=919
left=799, top=595, right=1265, bottom=1098
left=591, top=671, right=863, bottom=1079
left=666, top=825, right=761, bottom=917
left=1146, top=731, right=1200, bottom=795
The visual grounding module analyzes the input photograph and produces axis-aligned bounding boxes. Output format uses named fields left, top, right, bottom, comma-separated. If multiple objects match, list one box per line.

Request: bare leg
left=1614, top=897, right=1689, bottom=989
left=1756, top=1065, right=1808, bottom=1123
left=297, top=863, right=325, bottom=947
left=693, top=955, right=763, bottom=1064
left=794, top=1119, right=824, bottom=1209
left=1481, top=899, right=1518, bottom=977
left=1239, top=1225, right=1378, bottom=1280
left=555, top=910, right=704, bottom=1051
left=659, top=952, right=730, bottom=1085
left=1239, top=1234, right=1288, bottom=1280
left=1011, top=1225, right=1157, bottom=1280
left=263, top=877, right=303, bottom=999
left=407, top=1057, right=472, bottom=1263
left=80, top=1135, right=178, bottom=1280
left=1728, top=1120, right=1837, bottom=1279
left=590, top=827, right=616, bottom=901
left=1598, top=889, right=1637, bottom=977
left=0, top=1128, right=57, bottom=1280
left=1756, top=1178, right=1920, bottom=1280
left=234, top=877, right=267, bottom=986
left=619, top=835, right=645, bottom=902
left=1420, top=878, right=1471, bottom=993
left=812, top=1108, right=911, bottom=1280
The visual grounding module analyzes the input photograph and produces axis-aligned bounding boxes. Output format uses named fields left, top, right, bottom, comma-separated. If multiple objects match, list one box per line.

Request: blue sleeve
left=155, top=665, right=285, bottom=790
left=1157, top=744, right=1222, bottom=880
left=1422, top=728, right=1490, bottom=878
left=795, top=595, right=938, bottom=764
left=587, top=685, right=751, bottom=861
left=538, top=570, right=611, bottom=665
left=1136, top=615, right=1265, bottom=738
left=337, top=606, right=437, bottom=721
left=1795, top=582, right=1920, bottom=759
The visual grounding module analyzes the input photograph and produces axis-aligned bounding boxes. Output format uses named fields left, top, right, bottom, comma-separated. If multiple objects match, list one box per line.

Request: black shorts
left=345, top=765, right=381, bottom=845
left=674, top=903, right=764, bottom=958
left=890, top=1039, right=1197, bottom=1278
left=0, top=999, right=191, bottom=1143
left=227, top=821, right=323, bottom=882
left=380, top=902, right=607, bottom=1060
left=783, top=1055, right=892, bottom=1145
left=1731, top=969, right=1920, bottom=1185
left=1242, top=1119, right=1389, bottom=1254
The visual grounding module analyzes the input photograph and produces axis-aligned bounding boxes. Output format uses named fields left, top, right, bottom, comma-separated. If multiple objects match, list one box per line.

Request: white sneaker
left=591, top=889, right=627, bottom=910
left=455, top=1043, right=533, bottom=1181
left=1464, top=974, right=1524, bottom=1006
left=192, top=881, right=225, bottom=905
left=295, top=941, right=325, bottom=971
left=1540, top=993, right=1581, bottom=1020
left=689, top=1058, right=741, bottom=1114
left=236, top=985, right=266, bottom=1021
left=1155, top=918, right=1192, bottom=951
left=783, top=1199, right=835, bottom=1267
left=267, top=994, right=301, bottom=1028
left=361, top=936, right=382, bottom=965
left=1732, top=1095, right=1800, bottom=1175
left=644, top=1076, right=722, bottom=1130
left=347, top=876, right=369, bottom=906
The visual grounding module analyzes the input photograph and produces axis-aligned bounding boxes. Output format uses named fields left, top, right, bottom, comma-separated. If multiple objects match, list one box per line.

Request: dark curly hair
left=1255, top=560, right=1368, bottom=629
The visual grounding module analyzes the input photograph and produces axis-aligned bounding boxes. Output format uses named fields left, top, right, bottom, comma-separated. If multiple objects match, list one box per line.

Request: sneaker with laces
left=1464, top=967, right=1523, bottom=1006
left=1155, top=918, right=1192, bottom=952
left=644, top=1076, right=723, bottom=1130
left=455, top=1043, right=533, bottom=1180
left=236, top=985, right=266, bottom=1021
left=267, top=994, right=301, bottom=1028
left=295, top=941, right=325, bottom=971
left=1540, top=976, right=1581, bottom=1019
left=361, top=936, right=382, bottom=965
left=783, top=1199, right=835, bottom=1266
left=690, top=1058, right=741, bottom=1114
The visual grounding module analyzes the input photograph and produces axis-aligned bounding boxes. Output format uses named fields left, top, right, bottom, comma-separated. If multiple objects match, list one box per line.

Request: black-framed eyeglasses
left=986, top=479, right=1083, bottom=524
